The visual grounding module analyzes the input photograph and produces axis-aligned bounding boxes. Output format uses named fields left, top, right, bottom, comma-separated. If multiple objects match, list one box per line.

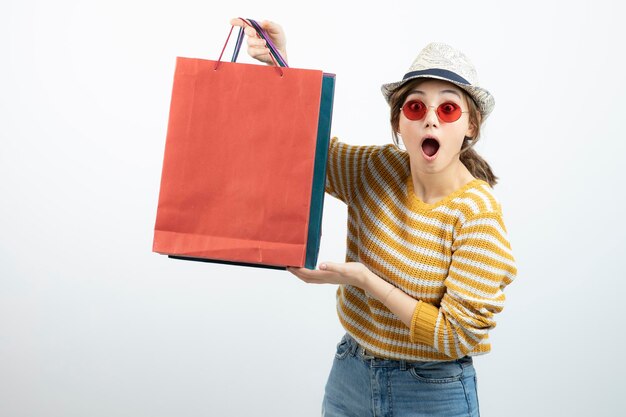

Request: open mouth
left=421, top=137, right=440, bottom=158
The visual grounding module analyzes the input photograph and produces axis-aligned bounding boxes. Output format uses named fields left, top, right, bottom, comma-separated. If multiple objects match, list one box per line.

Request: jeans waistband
left=342, top=333, right=473, bottom=369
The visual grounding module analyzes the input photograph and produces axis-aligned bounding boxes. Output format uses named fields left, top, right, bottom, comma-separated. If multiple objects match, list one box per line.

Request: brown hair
left=389, top=79, right=498, bottom=187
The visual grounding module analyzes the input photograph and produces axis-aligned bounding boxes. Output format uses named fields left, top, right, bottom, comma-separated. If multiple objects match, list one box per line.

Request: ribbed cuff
left=410, top=301, right=439, bottom=346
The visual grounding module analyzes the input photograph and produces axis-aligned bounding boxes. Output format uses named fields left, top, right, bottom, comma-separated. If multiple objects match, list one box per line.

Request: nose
left=423, top=106, right=439, bottom=127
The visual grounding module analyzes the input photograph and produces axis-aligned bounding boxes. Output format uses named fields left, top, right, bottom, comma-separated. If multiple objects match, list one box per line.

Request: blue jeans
left=322, top=333, right=480, bottom=417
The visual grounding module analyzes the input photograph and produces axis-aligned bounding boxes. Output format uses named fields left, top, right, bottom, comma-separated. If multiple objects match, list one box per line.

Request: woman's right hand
left=229, top=18, right=288, bottom=66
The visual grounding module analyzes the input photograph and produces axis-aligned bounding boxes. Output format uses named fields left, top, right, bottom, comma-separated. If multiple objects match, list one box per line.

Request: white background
left=1, top=0, right=624, bottom=416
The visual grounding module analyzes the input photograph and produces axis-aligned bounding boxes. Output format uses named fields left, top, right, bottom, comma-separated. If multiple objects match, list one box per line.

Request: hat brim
left=381, top=74, right=495, bottom=120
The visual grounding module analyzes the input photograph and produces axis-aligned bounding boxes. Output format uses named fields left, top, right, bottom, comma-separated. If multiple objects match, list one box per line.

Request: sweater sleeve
left=325, top=137, right=379, bottom=204
left=409, top=211, right=517, bottom=358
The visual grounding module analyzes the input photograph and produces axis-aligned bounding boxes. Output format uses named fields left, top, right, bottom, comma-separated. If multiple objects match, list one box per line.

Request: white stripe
left=376, top=145, right=409, bottom=182
left=441, top=310, right=465, bottom=356
left=442, top=297, right=476, bottom=321
left=443, top=321, right=451, bottom=357
left=479, top=184, right=500, bottom=206
left=338, top=142, right=355, bottom=202
left=441, top=308, right=490, bottom=357
left=443, top=304, right=487, bottom=338
left=451, top=197, right=481, bottom=215
left=328, top=141, right=344, bottom=201
left=445, top=286, right=505, bottom=310
left=353, top=146, right=363, bottom=201
left=453, top=331, right=462, bottom=358
left=455, top=232, right=513, bottom=257
left=458, top=245, right=516, bottom=269
left=325, top=164, right=337, bottom=198
left=462, top=217, right=508, bottom=238
left=451, top=313, right=489, bottom=338
left=441, top=309, right=480, bottom=355
left=453, top=255, right=513, bottom=277
left=467, top=188, right=493, bottom=211
left=448, top=264, right=506, bottom=290
left=434, top=314, right=442, bottom=352
left=346, top=247, right=360, bottom=263
left=446, top=275, right=506, bottom=302
left=433, top=205, right=467, bottom=224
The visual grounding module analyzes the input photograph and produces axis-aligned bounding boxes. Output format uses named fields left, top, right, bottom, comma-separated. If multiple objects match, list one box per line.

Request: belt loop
left=400, top=360, right=407, bottom=371
left=358, top=345, right=367, bottom=358
left=349, top=335, right=359, bottom=356
left=356, top=342, right=373, bottom=360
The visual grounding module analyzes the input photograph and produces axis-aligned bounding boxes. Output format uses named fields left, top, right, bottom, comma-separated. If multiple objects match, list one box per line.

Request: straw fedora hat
left=381, top=42, right=495, bottom=120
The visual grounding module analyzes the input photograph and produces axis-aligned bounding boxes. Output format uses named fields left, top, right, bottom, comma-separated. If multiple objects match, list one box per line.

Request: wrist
left=359, top=268, right=375, bottom=292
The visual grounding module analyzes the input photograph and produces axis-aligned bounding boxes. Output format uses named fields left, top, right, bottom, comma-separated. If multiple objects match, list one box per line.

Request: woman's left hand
left=287, top=262, right=371, bottom=289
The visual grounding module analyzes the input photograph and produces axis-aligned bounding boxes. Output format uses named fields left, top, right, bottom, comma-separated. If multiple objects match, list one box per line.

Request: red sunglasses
left=401, top=100, right=468, bottom=123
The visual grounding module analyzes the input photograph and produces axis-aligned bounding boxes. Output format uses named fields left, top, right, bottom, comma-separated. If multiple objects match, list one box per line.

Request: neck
left=410, top=160, right=475, bottom=204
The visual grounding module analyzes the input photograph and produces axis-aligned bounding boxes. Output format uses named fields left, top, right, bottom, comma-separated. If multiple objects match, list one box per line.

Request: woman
left=232, top=18, right=517, bottom=417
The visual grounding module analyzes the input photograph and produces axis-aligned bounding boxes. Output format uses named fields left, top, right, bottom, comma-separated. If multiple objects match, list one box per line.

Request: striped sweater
left=324, top=137, right=517, bottom=361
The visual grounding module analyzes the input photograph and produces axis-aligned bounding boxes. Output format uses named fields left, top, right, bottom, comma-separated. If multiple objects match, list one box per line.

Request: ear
left=466, top=112, right=481, bottom=139
left=465, top=124, right=476, bottom=139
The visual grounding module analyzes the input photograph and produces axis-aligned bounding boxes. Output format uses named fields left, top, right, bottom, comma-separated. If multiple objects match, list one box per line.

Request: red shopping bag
left=153, top=20, right=335, bottom=269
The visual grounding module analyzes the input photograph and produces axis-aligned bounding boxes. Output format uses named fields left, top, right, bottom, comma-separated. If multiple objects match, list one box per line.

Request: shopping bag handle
left=244, top=19, right=288, bottom=67
left=214, top=18, right=286, bottom=76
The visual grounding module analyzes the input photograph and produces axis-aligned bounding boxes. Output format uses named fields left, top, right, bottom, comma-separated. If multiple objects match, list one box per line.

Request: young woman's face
left=398, top=79, right=475, bottom=175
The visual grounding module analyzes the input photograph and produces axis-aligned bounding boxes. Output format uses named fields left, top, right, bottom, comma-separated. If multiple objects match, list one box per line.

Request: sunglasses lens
left=402, top=100, right=426, bottom=120
left=437, top=102, right=462, bottom=122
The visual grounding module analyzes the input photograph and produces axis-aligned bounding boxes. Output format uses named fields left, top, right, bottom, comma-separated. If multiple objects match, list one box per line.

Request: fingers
left=246, top=32, right=271, bottom=62
left=247, top=36, right=266, bottom=48
left=229, top=18, right=258, bottom=37
left=228, top=17, right=286, bottom=65
left=260, top=20, right=287, bottom=53
left=261, top=20, right=283, bottom=35
left=229, top=18, right=284, bottom=40
left=247, top=46, right=271, bottom=62
left=229, top=17, right=246, bottom=27
left=319, top=262, right=340, bottom=272
left=287, top=266, right=314, bottom=283
left=229, top=17, right=254, bottom=30
left=229, top=17, right=270, bottom=57
left=286, top=267, right=335, bottom=284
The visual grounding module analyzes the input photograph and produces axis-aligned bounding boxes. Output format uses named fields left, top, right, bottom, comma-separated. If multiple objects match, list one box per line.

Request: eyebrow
left=408, top=89, right=462, bottom=99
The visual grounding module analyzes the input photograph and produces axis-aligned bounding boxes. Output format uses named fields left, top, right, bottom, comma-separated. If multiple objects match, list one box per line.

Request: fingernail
left=320, top=264, right=327, bottom=270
